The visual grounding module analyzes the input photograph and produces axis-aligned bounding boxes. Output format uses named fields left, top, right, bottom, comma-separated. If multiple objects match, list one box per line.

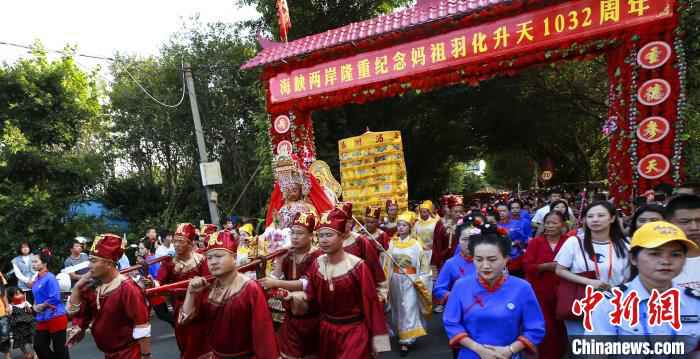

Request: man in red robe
left=67, top=234, right=151, bottom=359
left=144, top=223, right=211, bottom=359
left=180, top=230, right=279, bottom=359
left=259, top=211, right=321, bottom=359
left=380, top=199, right=400, bottom=238
left=335, top=202, right=388, bottom=303
left=297, top=206, right=390, bottom=359
left=433, top=195, right=465, bottom=270
left=363, top=206, right=391, bottom=250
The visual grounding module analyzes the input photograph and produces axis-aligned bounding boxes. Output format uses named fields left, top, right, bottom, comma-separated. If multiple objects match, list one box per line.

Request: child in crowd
left=7, top=287, right=36, bottom=359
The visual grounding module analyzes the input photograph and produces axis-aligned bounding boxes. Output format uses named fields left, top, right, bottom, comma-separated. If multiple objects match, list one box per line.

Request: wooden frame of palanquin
left=246, top=0, right=691, bottom=211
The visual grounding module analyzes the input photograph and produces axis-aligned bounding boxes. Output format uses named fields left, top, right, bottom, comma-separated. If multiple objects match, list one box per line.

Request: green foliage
left=0, top=49, right=107, bottom=267
left=105, top=20, right=272, bottom=234
left=235, top=0, right=412, bottom=41
left=682, top=4, right=700, bottom=182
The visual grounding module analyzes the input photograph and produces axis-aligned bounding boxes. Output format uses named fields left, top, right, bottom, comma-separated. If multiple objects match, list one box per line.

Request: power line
left=0, top=40, right=115, bottom=61
left=0, top=40, right=187, bottom=109
left=115, top=60, right=187, bottom=109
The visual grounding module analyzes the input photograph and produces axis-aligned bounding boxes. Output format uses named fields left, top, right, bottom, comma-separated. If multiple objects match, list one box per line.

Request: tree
left=0, top=48, right=108, bottom=267
left=105, top=20, right=272, bottom=234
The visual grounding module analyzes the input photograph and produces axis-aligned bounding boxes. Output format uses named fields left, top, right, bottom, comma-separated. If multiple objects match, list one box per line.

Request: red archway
left=242, top=0, right=690, bottom=211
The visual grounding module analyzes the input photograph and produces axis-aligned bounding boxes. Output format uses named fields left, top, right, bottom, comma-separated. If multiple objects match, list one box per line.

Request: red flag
left=276, top=0, right=292, bottom=42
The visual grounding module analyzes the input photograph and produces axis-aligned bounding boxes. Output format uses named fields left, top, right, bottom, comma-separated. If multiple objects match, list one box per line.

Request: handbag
left=555, top=236, right=598, bottom=321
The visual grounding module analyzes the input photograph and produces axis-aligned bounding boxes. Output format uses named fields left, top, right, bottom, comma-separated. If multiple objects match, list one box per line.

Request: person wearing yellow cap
left=414, top=200, right=439, bottom=264
left=589, top=221, right=700, bottom=350
left=388, top=211, right=432, bottom=356
left=236, top=223, right=255, bottom=266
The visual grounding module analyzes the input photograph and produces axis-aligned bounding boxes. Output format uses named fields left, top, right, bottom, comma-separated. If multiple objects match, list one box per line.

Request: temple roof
left=241, top=0, right=510, bottom=70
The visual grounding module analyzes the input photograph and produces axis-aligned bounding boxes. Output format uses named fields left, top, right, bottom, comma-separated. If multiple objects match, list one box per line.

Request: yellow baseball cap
left=631, top=221, right=700, bottom=257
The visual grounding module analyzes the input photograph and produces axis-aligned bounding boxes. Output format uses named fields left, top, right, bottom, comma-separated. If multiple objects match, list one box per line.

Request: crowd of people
left=1, top=182, right=699, bottom=359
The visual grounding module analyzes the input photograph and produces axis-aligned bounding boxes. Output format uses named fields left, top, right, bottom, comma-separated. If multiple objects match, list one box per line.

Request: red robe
left=156, top=253, right=211, bottom=359
left=432, top=218, right=456, bottom=269
left=73, top=276, right=149, bottom=359
left=306, top=255, right=390, bottom=359
left=343, top=234, right=386, bottom=290
left=522, top=235, right=568, bottom=359
left=365, top=228, right=391, bottom=250
left=278, top=249, right=322, bottom=358
left=187, top=277, right=279, bottom=359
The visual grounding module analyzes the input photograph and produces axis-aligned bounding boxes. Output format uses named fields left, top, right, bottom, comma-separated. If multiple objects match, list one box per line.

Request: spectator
left=531, top=190, right=564, bottom=229
left=7, top=286, right=36, bottom=359
left=666, top=194, right=700, bottom=289
left=653, top=182, right=674, bottom=205
left=118, top=238, right=131, bottom=270
left=535, top=200, right=577, bottom=237
left=523, top=211, right=569, bottom=359
left=137, top=242, right=174, bottom=328
left=443, top=230, right=545, bottom=359
left=31, top=251, right=69, bottom=359
left=0, top=283, right=9, bottom=359
left=145, top=228, right=158, bottom=247
left=63, top=239, right=89, bottom=288
left=155, top=233, right=175, bottom=258
left=628, top=204, right=665, bottom=236
left=496, top=203, right=531, bottom=276
left=675, top=181, right=700, bottom=196
left=554, top=201, right=630, bottom=336
left=12, top=242, right=36, bottom=304
left=589, top=222, right=700, bottom=349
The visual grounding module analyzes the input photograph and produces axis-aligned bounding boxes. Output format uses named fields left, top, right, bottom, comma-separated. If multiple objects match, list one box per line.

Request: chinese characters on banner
left=338, top=131, right=409, bottom=217
left=572, top=285, right=682, bottom=332
left=269, top=0, right=672, bottom=103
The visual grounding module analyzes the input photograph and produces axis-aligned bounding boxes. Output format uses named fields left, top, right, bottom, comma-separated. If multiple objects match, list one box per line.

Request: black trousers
left=153, top=302, right=175, bottom=327
left=34, top=329, right=70, bottom=359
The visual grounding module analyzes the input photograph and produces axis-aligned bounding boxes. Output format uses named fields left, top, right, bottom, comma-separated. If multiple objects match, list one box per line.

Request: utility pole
left=184, top=63, right=220, bottom=226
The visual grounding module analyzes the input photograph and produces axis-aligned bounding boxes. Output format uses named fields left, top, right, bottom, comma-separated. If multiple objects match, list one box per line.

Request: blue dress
left=433, top=253, right=476, bottom=304
left=499, top=217, right=532, bottom=258
left=443, top=275, right=545, bottom=359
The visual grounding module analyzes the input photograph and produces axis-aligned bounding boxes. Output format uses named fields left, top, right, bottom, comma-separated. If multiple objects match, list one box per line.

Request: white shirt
left=675, top=256, right=700, bottom=289
left=555, top=236, right=630, bottom=286
left=531, top=205, right=576, bottom=225
left=155, top=244, right=175, bottom=258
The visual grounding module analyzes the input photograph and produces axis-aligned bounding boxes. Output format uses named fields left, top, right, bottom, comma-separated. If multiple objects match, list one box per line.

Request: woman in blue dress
left=434, top=221, right=478, bottom=307
left=443, top=228, right=545, bottom=359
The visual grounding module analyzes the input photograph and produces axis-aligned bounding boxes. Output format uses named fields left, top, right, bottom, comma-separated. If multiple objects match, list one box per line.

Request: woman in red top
left=523, top=211, right=568, bottom=359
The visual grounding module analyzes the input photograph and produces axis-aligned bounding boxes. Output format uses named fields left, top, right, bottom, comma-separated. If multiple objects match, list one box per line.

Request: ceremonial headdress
left=365, top=206, right=382, bottom=220
left=385, top=199, right=399, bottom=211
left=206, top=230, right=238, bottom=254
left=292, top=211, right=317, bottom=233
left=418, top=200, right=435, bottom=213
left=447, top=195, right=464, bottom=209
left=397, top=211, right=417, bottom=226
left=273, top=153, right=311, bottom=197
left=239, top=223, right=254, bottom=237
left=317, top=207, right=349, bottom=233
left=175, top=223, right=196, bottom=242
left=90, top=233, right=124, bottom=262
left=440, top=195, right=451, bottom=207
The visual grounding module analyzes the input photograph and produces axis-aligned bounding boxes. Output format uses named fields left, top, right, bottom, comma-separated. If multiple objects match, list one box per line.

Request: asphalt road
left=56, top=311, right=453, bottom=359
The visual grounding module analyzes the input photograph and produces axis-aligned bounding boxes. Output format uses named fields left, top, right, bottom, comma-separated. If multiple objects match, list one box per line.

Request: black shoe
left=400, top=345, right=409, bottom=357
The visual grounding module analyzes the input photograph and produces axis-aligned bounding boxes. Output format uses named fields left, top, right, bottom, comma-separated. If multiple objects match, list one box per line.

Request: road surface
left=54, top=311, right=453, bottom=358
